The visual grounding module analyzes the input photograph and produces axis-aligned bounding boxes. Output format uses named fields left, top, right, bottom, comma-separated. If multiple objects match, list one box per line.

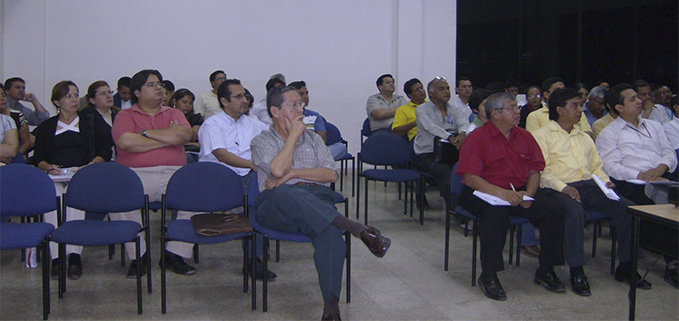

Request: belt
left=294, top=182, right=318, bottom=187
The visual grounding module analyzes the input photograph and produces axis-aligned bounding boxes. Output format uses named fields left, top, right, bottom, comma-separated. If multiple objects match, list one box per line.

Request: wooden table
left=628, top=204, right=679, bottom=320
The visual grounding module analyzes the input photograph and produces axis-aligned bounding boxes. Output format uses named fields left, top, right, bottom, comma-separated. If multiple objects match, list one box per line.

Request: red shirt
left=456, top=121, right=544, bottom=189
left=112, top=104, right=189, bottom=168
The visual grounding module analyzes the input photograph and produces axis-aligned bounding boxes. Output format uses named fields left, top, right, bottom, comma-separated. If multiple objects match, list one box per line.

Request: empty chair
left=325, top=121, right=355, bottom=196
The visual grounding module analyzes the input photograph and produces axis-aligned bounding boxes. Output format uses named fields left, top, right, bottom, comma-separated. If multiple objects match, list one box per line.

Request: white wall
left=1, top=0, right=456, bottom=158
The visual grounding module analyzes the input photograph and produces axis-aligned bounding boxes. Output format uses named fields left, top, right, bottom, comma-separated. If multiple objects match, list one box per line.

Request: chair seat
left=0, top=223, right=54, bottom=250
left=363, top=168, right=420, bottom=182
left=586, top=209, right=607, bottom=222
left=51, top=220, right=141, bottom=246
left=249, top=215, right=312, bottom=243
left=509, top=216, right=529, bottom=225
left=335, top=153, right=354, bottom=161
left=330, top=191, right=345, bottom=204
left=455, top=206, right=477, bottom=221
left=167, top=220, right=250, bottom=244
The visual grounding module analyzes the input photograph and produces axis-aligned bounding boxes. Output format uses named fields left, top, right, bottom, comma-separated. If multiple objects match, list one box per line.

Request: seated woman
left=0, top=83, right=19, bottom=163
left=33, top=80, right=113, bottom=280
left=169, top=88, right=202, bottom=163
left=80, top=80, right=118, bottom=159
left=0, top=83, right=32, bottom=161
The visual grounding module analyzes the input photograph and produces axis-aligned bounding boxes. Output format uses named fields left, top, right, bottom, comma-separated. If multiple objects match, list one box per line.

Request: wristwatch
left=140, top=129, right=148, bottom=137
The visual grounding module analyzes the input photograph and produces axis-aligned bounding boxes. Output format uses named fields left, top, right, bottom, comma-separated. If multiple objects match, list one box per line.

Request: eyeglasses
left=527, top=94, right=542, bottom=98
left=144, top=82, right=165, bottom=88
left=230, top=93, right=246, bottom=100
left=96, top=90, right=114, bottom=97
left=499, top=106, right=519, bottom=112
left=434, top=76, right=447, bottom=81
left=214, top=77, right=226, bottom=82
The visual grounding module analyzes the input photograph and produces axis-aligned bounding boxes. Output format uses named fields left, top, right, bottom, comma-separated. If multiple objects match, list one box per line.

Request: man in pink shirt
left=111, top=69, right=194, bottom=278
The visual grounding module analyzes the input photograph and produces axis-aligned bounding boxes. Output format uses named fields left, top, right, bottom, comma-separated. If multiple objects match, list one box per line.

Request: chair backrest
left=165, top=162, right=245, bottom=212
left=360, top=132, right=414, bottom=166
left=64, top=162, right=145, bottom=213
left=10, top=151, right=25, bottom=164
left=325, top=122, right=343, bottom=146
left=0, top=164, right=57, bottom=217
left=247, top=172, right=260, bottom=208
left=449, top=162, right=465, bottom=197
left=361, top=118, right=371, bottom=138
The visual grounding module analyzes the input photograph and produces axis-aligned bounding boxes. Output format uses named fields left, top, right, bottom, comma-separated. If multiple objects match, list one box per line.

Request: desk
left=628, top=204, right=679, bottom=320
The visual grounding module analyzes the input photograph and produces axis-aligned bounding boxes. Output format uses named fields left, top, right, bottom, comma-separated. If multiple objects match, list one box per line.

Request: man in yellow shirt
left=532, top=88, right=647, bottom=296
left=526, top=77, right=593, bottom=137
left=391, top=78, right=427, bottom=141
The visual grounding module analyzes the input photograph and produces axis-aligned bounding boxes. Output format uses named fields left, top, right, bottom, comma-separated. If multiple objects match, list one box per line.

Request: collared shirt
left=303, top=108, right=326, bottom=133
left=194, top=91, right=221, bottom=120
left=648, top=104, right=671, bottom=125
left=112, top=104, right=190, bottom=168
left=251, top=126, right=336, bottom=192
left=7, top=97, right=50, bottom=126
left=197, top=111, right=268, bottom=176
left=121, top=99, right=132, bottom=110
left=366, top=92, right=407, bottom=130
left=456, top=121, right=545, bottom=189
left=595, top=116, right=677, bottom=181
left=664, top=117, right=679, bottom=150
left=391, top=100, right=425, bottom=140
left=592, top=113, right=615, bottom=140
left=533, top=121, right=610, bottom=192
left=249, top=99, right=273, bottom=126
left=526, top=107, right=592, bottom=134
left=518, top=104, right=540, bottom=129
left=413, top=100, right=470, bottom=155
left=582, top=102, right=607, bottom=128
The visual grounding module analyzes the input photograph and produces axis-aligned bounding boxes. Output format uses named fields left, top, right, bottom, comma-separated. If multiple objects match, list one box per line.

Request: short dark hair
left=468, top=89, right=493, bottom=113
left=456, top=77, right=471, bottom=88
left=376, top=74, right=393, bottom=89
left=548, top=88, right=579, bottom=121
left=161, top=80, right=175, bottom=92
left=265, top=78, right=285, bottom=92
left=0, top=83, right=4, bottom=92
left=169, top=88, right=196, bottom=113
left=244, top=88, right=254, bottom=109
left=130, top=69, right=163, bottom=104
left=605, top=83, right=633, bottom=115
left=85, top=80, right=110, bottom=108
left=51, top=80, right=78, bottom=107
left=403, top=78, right=422, bottom=98
left=632, top=79, right=650, bottom=92
left=217, top=79, right=242, bottom=107
left=503, top=78, right=519, bottom=90
left=670, top=95, right=678, bottom=116
left=117, top=76, right=131, bottom=89
left=573, top=82, right=588, bottom=92
left=266, top=85, right=297, bottom=118
left=209, top=70, right=225, bottom=82
left=542, top=77, right=564, bottom=94
left=288, top=81, right=307, bottom=89
left=4, top=77, right=25, bottom=90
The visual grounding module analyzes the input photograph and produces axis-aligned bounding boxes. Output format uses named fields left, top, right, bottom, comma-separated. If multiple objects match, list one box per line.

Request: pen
left=510, top=183, right=516, bottom=192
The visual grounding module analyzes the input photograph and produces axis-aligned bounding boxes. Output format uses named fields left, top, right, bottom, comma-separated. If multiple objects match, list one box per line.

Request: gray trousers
left=254, top=184, right=346, bottom=302
left=545, top=179, right=635, bottom=267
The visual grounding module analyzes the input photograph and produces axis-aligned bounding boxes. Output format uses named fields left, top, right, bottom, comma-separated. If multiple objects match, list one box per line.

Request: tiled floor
left=1, top=179, right=678, bottom=320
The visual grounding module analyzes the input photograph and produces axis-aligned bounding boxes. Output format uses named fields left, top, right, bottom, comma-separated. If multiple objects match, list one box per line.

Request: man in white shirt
left=194, top=70, right=226, bottom=121
left=664, top=95, right=679, bottom=150
left=197, top=78, right=276, bottom=280
left=634, top=80, right=670, bottom=125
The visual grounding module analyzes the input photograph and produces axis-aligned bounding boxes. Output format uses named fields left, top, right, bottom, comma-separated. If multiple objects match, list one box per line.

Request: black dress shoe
left=161, top=251, right=196, bottom=275
left=534, top=271, right=566, bottom=293
left=244, top=258, right=277, bottom=280
left=664, top=268, right=678, bottom=289
left=67, top=254, right=82, bottom=280
left=321, top=312, right=342, bottom=321
left=50, top=259, right=60, bottom=280
left=614, top=269, right=652, bottom=290
left=478, top=274, right=507, bottom=301
left=359, top=226, right=391, bottom=258
left=127, top=254, right=148, bottom=278
left=570, top=273, right=591, bottom=296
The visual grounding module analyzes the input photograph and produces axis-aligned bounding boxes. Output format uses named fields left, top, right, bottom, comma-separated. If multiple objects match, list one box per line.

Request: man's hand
left=517, top=191, right=534, bottom=208
left=561, top=185, right=581, bottom=202
left=498, top=189, right=523, bottom=206
left=452, top=132, right=467, bottom=150
left=23, top=93, right=40, bottom=104
left=285, top=115, right=306, bottom=140
left=637, top=166, right=668, bottom=181
left=264, top=171, right=293, bottom=189
left=605, top=181, right=616, bottom=189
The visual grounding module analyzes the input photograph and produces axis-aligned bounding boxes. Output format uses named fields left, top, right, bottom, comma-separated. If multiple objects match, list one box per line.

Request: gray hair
left=266, top=85, right=298, bottom=118
left=484, top=92, right=516, bottom=120
left=588, top=85, right=607, bottom=100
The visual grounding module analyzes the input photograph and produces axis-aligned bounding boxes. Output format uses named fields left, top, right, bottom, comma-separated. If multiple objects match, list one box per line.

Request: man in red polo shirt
left=111, top=69, right=195, bottom=278
left=456, top=92, right=566, bottom=301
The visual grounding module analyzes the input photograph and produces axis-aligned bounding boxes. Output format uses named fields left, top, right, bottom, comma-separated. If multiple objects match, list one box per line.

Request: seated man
left=664, top=95, right=679, bottom=150
left=194, top=70, right=226, bottom=121
left=197, top=78, right=275, bottom=280
left=533, top=88, right=643, bottom=295
left=251, top=86, right=391, bottom=320
left=366, top=74, right=407, bottom=135
left=457, top=92, right=566, bottom=301
left=250, top=77, right=285, bottom=126
left=113, top=76, right=133, bottom=110
left=391, top=78, right=427, bottom=141
left=526, top=77, right=593, bottom=137
left=582, top=85, right=608, bottom=127
left=4, top=77, right=50, bottom=126
left=111, top=69, right=196, bottom=277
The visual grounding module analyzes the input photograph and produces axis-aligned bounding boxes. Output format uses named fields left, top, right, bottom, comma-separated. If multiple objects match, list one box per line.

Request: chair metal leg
left=444, top=209, right=450, bottom=271
left=351, top=157, right=355, bottom=198
left=364, top=177, right=369, bottom=226
left=251, top=234, right=256, bottom=310
left=243, top=237, right=249, bottom=293
left=275, top=240, right=280, bottom=262
left=193, top=244, right=200, bottom=264
left=592, top=222, right=599, bottom=258
left=418, top=178, right=424, bottom=225
left=516, top=225, right=523, bottom=266
left=121, top=244, right=126, bottom=267
left=346, top=230, right=351, bottom=303
left=508, top=225, right=515, bottom=265
left=355, top=174, right=361, bottom=219
left=610, top=226, right=617, bottom=275
left=161, top=235, right=167, bottom=314
left=263, top=236, right=269, bottom=313
left=58, top=243, right=66, bottom=298
left=472, top=219, right=479, bottom=286
left=403, top=181, right=408, bottom=216
left=42, top=238, right=50, bottom=320
left=135, top=237, right=142, bottom=315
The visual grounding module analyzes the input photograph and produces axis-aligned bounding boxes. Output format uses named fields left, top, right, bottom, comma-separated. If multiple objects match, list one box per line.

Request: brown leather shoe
left=360, top=226, right=391, bottom=258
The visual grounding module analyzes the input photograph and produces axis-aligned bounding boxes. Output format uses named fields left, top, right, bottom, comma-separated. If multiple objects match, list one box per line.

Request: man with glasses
left=457, top=92, right=566, bottom=301
left=197, top=78, right=276, bottom=280
left=195, top=70, right=227, bottom=121
left=652, top=85, right=674, bottom=123
left=4, top=77, right=50, bottom=126
left=634, top=80, right=670, bottom=125
left=111, top=69, right=196, bottom=278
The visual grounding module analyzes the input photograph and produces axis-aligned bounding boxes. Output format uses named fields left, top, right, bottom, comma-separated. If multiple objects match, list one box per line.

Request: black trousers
left=414, top=153, right=452, bottom=197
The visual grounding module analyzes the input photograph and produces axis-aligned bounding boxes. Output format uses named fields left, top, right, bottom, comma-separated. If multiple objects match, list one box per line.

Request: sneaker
left=161, top=251, right=196, bottom=275
left=24, top=247, right=38, bottom=269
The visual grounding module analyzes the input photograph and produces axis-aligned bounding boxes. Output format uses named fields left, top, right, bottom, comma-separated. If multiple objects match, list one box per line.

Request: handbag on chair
left=191, top=213, right=253, bottom=236
left=432, top=136, right=459, bottom=165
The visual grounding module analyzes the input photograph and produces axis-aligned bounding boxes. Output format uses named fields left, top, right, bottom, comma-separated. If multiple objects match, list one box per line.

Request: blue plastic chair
left=0, top=164, right=57, bottom=320
left=325, top=122, right=355, bottom=196
left=50, top=162, right=150, bottom=315
left=160, top=162, right=256, bottom=313
left=360, top=117, right=371, bottom=147
left=586, top=209, right=617, bottom=274
left=247, top=174, right=350, bottom=312
left=444, top=163, right=527, bottom=286
left=357, top=132, right=425, bottom=225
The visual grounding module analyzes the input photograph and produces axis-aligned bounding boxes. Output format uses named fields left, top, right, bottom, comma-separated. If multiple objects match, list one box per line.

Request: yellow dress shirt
left=392, top=100, right=425, bottom=140
left=532, top=121, right=610, bottom=192
left=526, top=107, right=592, bottom=134
left=592, top=113, right=615, bottom=140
